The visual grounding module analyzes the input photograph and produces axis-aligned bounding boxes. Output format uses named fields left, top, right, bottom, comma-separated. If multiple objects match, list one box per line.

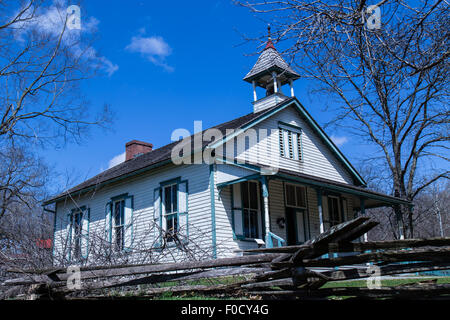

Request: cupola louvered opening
left=279, top=127, right=302, bottom=161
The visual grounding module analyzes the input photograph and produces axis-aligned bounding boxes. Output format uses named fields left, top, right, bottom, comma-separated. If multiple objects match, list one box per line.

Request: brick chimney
left=125, top=140, right=153, bottom=161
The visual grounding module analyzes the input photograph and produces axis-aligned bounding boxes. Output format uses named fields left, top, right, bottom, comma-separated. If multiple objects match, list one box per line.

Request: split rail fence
left=2, top=217, right=450, bottom=300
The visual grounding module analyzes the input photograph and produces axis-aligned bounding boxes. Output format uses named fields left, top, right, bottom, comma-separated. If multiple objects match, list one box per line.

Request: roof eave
left=243, top=66, right=300, bottom=84
left=42, top=158, right=174, bottom=206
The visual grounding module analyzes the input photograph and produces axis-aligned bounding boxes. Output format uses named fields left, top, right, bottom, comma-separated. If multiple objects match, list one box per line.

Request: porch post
left=252, top=80, right=257, bottom=102
left=316, top=188, right=324, bottom=234
left=261, top=176, right=270, bottom=244
left=360, top=197, right=367, bottom=242
left=272, top=72, right=278, bottom=93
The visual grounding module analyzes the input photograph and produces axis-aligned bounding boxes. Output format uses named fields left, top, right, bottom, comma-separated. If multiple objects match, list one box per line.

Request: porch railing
left=266, top=232, right=285, bottom=248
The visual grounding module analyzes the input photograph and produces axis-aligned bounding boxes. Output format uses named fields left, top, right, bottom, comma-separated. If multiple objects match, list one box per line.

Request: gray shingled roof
left=243, top=42, right=300, bottom=86
left=44, top=98, right=295, bottom=204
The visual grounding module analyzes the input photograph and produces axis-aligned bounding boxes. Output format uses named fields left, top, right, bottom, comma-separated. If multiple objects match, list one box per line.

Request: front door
left=286, top=207, right=310, bottom=245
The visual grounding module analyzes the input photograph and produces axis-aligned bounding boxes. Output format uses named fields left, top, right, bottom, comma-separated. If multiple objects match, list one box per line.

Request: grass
left=321, top=276, right=450, bottom=288
left=103, top=275, right=450, bottom=300
left=318, top=276, right=450, bottom=300
left=104, top=276, right=249, bottom=300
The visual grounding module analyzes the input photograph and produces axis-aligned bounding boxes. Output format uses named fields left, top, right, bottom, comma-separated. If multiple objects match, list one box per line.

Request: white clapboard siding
left=267, top=179, right=286, bottom=242
left=53, top=103, right=362, bottom=264
left=214, top=173, right=261, bottom=257
left=216, top=164, right=255, bottom=184
left=54, top=163, right=212, bottom=264
left=235, top=106, right=354, bottom=184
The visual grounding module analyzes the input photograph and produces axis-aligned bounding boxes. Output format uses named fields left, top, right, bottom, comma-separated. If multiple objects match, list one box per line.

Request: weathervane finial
left=264, top=24, right=275, bottom=50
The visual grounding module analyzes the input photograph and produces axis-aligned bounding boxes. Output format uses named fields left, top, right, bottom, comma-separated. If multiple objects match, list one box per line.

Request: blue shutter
left=124, top=195, right=134, bottom=250
left=65, top=213, right=73, bottom=262
left=105, top=201, right=112, bottom=244
left=232, top=183, right=245, bottom=239
left=81, top=208, right=90, bottom=259
left=178, top=180, right=188, bottom=242
left=153, top=187, right=162, bottom=247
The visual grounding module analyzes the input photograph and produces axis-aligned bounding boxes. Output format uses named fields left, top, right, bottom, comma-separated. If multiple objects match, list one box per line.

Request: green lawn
left=321, top=276, right=450, bottom=288
left=104, top=276, right=450, bottom=300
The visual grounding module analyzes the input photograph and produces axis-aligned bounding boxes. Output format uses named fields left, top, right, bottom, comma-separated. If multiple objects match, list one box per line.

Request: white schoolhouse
left=44, top=34, right=409, bottom=265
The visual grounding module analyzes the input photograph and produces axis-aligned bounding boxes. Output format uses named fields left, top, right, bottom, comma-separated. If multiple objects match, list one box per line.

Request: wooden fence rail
left=2, top=217, right=450, bottom=300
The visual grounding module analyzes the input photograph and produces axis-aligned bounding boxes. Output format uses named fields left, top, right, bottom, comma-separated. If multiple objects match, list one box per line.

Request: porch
left=216, top=168, right=411, bottom=249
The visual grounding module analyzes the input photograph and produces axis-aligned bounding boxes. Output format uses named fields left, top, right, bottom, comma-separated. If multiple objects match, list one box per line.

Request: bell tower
left=243, top=26, right=300, bottom=113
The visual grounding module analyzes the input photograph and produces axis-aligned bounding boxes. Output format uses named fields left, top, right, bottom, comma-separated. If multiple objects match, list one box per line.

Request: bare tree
left=413, top=180, right=449, bottom=238
left=0, top=0, right=115, bottom=249
left=0, top=142, right=48, bottom=223
left=237, top=0, right=449, bottom=237
left=0, top=200, right=53, bottom=273
left=0, top=0, right=112, bottom=146
left=0, top=1, right=115, bottom=290
left=51, top=192, right=224, bottom=268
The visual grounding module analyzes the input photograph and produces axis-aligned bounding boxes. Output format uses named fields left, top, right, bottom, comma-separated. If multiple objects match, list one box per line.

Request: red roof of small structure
left=36, top=239, right=52, bottom=249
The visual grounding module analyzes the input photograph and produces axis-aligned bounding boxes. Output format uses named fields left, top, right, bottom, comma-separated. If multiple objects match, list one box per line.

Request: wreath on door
left=276, top=217, right=285, bottom=229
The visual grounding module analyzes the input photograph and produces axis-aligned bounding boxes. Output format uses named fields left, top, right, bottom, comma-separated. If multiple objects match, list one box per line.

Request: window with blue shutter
left=231, top=182, right=260, bottom=240
left=67, top=206, right=90, bottom=262
left=106, top=194, right=134, bottom=252
left=154, top=178, right=189, bottom=246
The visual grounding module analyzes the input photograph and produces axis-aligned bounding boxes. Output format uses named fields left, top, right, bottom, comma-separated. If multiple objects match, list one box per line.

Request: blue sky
left=39, top=0, right=360, bottom=192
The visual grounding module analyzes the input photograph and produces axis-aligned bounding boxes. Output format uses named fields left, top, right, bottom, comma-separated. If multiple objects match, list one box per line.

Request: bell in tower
left=243, top=26, right=300, bottom=113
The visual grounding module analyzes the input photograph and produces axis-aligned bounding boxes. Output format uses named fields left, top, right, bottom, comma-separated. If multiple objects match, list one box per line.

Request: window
left=154, top=179, right=188, bottom=247
left=105, top=195, right=133, bottom=251
left=67, top=207, right=89, bottom=261
left=279, top=125, right=302, bottom=161
left=163, top=183, right=178, bottom=242
left=113, top=199, right=125, bottom=251
left=327, top=196, right=342, bottom=226
left=72, top=210, right=83, bottom=260
left=242, top=181, right=259, bottom=239
left=285, top=184, right=307, bottom=208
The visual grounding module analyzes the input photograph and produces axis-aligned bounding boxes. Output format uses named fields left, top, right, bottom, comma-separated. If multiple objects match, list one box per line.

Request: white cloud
left=331, top=135, right=349, bottom=147
left=126, top=31, right=174, bottom=72
left=13, top=1, right=118, bottom=76
left=108, top=152, right=125, bottom=169
left=126, top=36, right=171, bottom=56
left=14, top=1, right=97, bottom=39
